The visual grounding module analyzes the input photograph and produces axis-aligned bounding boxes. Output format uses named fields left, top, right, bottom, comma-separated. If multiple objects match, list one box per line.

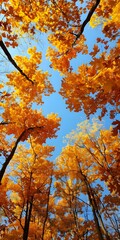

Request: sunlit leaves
left=59, top=120, right=120, bottom=195
left=0, top=0, right=120, bottom=238
left=6, top=47, right=54, bottom=105
left=54, top=120, right=120, bottom=239
left=60, top=40, right=120, bottom=122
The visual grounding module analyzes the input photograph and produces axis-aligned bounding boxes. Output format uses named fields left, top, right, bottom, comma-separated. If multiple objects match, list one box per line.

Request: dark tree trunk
left=23, top=196, right=33, bottom=240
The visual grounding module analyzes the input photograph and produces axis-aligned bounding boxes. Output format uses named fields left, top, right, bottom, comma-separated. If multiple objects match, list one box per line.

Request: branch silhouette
left=0, top=126, right=43, bottom=183
left=0, top=40, right=34, bottom=84
left=72, top=0, right=100, bottom=46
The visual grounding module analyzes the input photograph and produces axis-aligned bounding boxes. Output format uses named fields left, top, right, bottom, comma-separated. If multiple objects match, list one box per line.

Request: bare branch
left=72, top=0, right=100, bottom=46
left=0, top=40, right=34, bottom=84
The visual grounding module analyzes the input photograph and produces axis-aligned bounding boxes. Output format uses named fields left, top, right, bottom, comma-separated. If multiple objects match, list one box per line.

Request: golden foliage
left=0, top=0, right=120, bottom=239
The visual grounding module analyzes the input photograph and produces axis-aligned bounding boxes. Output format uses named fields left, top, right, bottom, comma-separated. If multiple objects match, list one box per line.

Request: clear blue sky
left=33, top=24, right=113, bottom=160
left=0, top=23, right=113, bottom=161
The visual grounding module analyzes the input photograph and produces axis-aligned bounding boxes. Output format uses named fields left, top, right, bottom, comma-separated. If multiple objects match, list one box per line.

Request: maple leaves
left=60, top=39, right=120, bottom=132
left=0, top=142, right=54, bottom=239
left=6, top=47, right=54, bottom=105
left=55, top=120, right=120, bottom=239
left=0, top=96, right=60, bottom=182
left=90, top=0, right=120, bottom=40
left=0, top=20, right=61, bottom=238
left=0, top=40, right=33, bottom=83
left=46, top=0, right=120, bottom=133
left=0, top=0, right=120, bottom=239
left=0, top=42, right=61, bottom=186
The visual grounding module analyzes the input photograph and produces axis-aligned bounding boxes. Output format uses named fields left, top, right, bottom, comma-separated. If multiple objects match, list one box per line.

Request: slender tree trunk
left=41, top=175, right=52, bottom=240
left=0, top=126, right=43, bottom=184
left=86, top=182, right=104, bottom=240
left=77, top=161, right=104, bottom=240
left=0, top=130, right=26, bottom=183
left=23, top=196, right=33, bottom=240
left=90, top=188, right=111, bottom=240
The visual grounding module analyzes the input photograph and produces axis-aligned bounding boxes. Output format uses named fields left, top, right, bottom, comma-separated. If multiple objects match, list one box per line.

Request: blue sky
left=32, top=24, right=113, bottom=160
left=0, top=23, right=114, bottom=161
left=34, top=25, right=114, bottom=160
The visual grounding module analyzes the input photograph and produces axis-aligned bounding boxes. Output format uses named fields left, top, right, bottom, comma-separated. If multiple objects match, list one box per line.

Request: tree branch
left=0, top=40, right=34, bottom=84
left=72, top=0, right=100, bottom=46
left=0, top=126, right=43, bottom=183
left=0, top=121, right=15, bottom=125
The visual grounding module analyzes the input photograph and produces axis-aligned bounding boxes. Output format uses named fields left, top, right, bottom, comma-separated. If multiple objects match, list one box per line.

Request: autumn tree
left=0, top=0, right=120, bottom=239
left=0, top=0, right=119, bottom=179
left=47, top=0, right=120, bottom=133
left=0, top=0, right=119, bottom=132
left=0, top=141, right=56, bottom=240
left=0, top=45, right=61, bottom=183
left=0, top=2, right=61, bottom=237
left=55, top=120, right=120, bottom=239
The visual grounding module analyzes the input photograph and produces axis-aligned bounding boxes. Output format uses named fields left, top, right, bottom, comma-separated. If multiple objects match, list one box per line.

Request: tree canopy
left=0, top=0, right=120, bottom=239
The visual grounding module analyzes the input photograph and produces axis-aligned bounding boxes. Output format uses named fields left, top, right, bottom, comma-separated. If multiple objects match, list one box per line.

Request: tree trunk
left=23, top=196, right=33, bottom=240
left=90, top=187, right=111, bottom=240
left=77, top=163, right=104, bottom=240
left=86, top=182, right=104, bottom=240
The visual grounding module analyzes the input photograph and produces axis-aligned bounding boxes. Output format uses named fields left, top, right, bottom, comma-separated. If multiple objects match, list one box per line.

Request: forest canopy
left=0, top=0, right=120, bottom=239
